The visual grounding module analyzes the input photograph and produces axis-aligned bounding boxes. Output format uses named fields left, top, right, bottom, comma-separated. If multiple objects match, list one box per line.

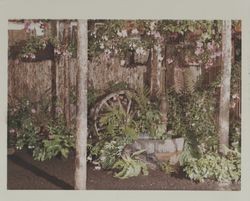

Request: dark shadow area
left=8, top=155, right=74, bottom=190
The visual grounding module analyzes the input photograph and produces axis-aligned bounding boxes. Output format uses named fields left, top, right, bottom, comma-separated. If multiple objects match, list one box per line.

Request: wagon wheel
left=93, top=89, right=139, bottom=139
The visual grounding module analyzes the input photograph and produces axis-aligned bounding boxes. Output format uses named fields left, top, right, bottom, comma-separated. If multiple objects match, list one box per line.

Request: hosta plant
left=183, top=148, right=241, bottom=183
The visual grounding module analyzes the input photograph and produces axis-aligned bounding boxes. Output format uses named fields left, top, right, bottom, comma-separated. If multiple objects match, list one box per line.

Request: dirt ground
left=7, top=150, right=240, bottom=190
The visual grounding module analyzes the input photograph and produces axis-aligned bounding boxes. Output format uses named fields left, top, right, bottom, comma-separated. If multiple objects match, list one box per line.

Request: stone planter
left=131, top=137, right=185, bottom=165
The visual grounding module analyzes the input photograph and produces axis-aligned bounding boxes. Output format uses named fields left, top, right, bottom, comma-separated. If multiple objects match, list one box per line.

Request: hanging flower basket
left=134, top=48, right=150, bottom=65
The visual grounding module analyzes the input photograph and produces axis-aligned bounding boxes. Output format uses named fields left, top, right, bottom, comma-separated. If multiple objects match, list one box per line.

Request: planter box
left=131, top=137, right=184, bottom=165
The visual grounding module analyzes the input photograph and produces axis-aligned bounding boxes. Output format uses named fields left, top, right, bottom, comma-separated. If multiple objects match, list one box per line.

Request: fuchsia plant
left=88, top=20, right=224, bottom=69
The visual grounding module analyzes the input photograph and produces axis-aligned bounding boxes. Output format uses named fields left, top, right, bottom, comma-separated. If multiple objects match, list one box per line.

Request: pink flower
left=167, top=58, right=173, bottom=64
left=207, top=42, right=214, bottom=51
left=31, top=109, right=36, bottom=114
left=153, top=31, right=161, bottom=39
left=196, top=41, right=203, bottom=48
left=195, top=47, right=204, bottom=56
left=215, top=51, right=221, bottom=57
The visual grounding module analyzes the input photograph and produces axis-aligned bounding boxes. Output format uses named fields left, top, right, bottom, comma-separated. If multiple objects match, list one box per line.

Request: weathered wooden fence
left=8, top=56, right=147, bottom=105
left=8, top=53, right=240, bottom=122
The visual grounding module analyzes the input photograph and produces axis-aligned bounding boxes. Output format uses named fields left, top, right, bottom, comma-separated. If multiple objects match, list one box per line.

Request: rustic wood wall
left=8, top=56, right=147, bottom=106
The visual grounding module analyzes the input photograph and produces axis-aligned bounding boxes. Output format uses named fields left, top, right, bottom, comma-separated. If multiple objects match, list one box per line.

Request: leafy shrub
left=15, top=118, right=40, bottom=150
left=229, top=120, right=241, bottom=151
left=32, top=121, right=75, bottom=161
left=98, top=106, right=139, bottom=142
left=167, top=85, right=218, bottom=154
left=134, top=87, right=166, bottom=139
left=112, top=150, right=148, bottom=179
left=98, top=140, right=126, bottom=169
left=88, top=86, right=165, bottom=174
left=8, top=98, right=50, bottom=148
left=9, top=98, right=75, bottom=161
left=183, top=149, right=241, bottom=183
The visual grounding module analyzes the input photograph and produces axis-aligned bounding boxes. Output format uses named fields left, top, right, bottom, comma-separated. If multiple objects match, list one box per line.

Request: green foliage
left=167, top=80, right=218, bottom=154
left=98, top=140, right=126, bottom=169
left=10, top=35, right=76, bottom=60
left=20, top=36, right=47, bottom=57
left=89, top=86, right=165, bottom=174
left=179, top=141, right=198, bottom=166
left=15, top=119, right=40, bottom=150
left=107, top=81, right=129, bottom=92
left=134, top=87, right=166, bottom=139
left=8, top=98, right=51, bottom=148
left=183, top=146, right=241, bottom=183
left=98, top=105, right=139, bottom=142
left=183, top=149, right=241, bottom=183
left=87, top=87, right=100, bottom=108
left=112, top=150, right=148, bottom=179
left=88, top=20, right=223, bottom=68
left=159, top=161, right=177, bottom=175
left=229, top=62, right=241, bottom=151
left=32, top=121, right=75, bottom=161
left=9, top=98, right=75, bottom=161
left=229, top=120, right=241, bottom=151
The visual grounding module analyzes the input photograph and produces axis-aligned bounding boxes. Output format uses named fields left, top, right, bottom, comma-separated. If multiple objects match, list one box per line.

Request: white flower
left=232, top=93, right=240, bottom=99
left=102, top=35, right=108, bottom=41
left=150, top=21, right=156, bottom=31
left=99, top=43, right=104, bottom=49
left=87, top=156, right=92, bottom=161
left=92, top=161, right=100, bottom=165
left=167, top=58, right=173, bottom=64
left=94, top=166, right=101, bottom=170
left=104, top=49, right=111, bottom=56
left=31, top=108, right=36, bottom=114
left=117, top=29, right=127, bottom=37
left=120, top=60, right=126, bottom=66
left=158, top=55, right=164, bottom=62
left=9, top=129, right=15, bottom=133
left=135, top=47, right=145, bottom=55
left=131, top=28, right=139, bottom=34
left=196, top=41, right=203, bottom=48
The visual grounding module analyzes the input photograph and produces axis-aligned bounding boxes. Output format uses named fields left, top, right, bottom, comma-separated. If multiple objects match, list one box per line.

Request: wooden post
left=74, top=19, right=88, bottom=190
left=63, top=21, right=71, bottom=126
left=218, top=20, right=232, bottom=155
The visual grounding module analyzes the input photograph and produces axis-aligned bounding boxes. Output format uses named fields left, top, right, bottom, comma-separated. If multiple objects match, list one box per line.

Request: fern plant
left=112, top=149, right=148, bottom=179
left=134, top=87, right=166, bottom=139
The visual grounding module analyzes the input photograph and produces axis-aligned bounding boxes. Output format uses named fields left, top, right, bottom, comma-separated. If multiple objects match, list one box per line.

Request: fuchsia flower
left=195, top=47, right=204, bottom=56
left=196, top=41, right=203, bottom=48
left=167, top=58, right=174, bottom=64
left=207, top=42, right=214, bottom=51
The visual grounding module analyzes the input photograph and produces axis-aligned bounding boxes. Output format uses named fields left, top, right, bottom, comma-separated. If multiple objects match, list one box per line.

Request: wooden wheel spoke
left=93, top=90, right=139, bottom=137
left=97, top=127, right=106, bottom=132
left=117, top=96, right=126, bottom=113
left=127, top=99, right=132, bottom=114
left=104, top=101, right=112, bottom=110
